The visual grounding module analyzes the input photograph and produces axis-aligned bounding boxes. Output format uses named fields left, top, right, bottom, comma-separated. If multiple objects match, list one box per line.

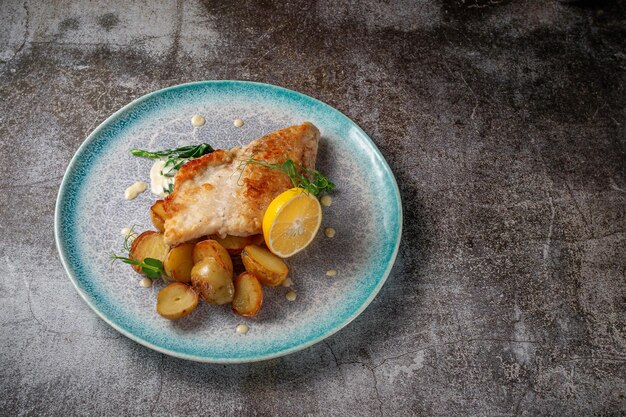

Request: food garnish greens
left=111, top=255, right=165, bottom=279
left=242, top=158, right=335, bottom=197
left=111, top=225, right=165, bottom=279
left=130, top=144, right=215, bottom=177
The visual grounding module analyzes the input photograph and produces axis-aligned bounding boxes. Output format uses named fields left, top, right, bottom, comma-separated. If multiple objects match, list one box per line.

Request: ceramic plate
left=55, top=81, right=402, bottom=363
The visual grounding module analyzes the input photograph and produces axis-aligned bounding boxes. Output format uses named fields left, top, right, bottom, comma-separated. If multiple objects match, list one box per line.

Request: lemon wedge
left=262, top=188, right=322, bottom=258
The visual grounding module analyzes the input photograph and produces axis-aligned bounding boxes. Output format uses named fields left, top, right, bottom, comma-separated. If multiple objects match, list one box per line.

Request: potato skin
left=156, top=282, right=199, bottom=320
left=241, top=245, right=288, bottom=287
left=191, top=257, right=234, bottom=305
left=129, top=231, right=169, bottom=274
left=150, top=200, right=167, bottom=233
left=209, top=235, right=264, bottom=255
left=232, top=272, right=263, bottom=317
left=193, top=240, right=233, bottom=275
left=163, top=242, right=195, bottom=283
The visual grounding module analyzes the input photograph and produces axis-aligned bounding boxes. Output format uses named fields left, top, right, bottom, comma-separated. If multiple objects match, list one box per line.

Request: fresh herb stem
left=122, top=225, right=138, bottom=252
left=242, top=158, right=335, bottom=197
left=130, top=143, right=215, bottom=186
left=130, top=144, right=214, bottom=160
left=110, top=254, right=165, bottom=279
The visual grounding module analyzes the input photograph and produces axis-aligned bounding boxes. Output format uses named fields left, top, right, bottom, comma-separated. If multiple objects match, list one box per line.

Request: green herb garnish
left=111, top=225, right=165, bottom=279
left=242, top=158, right=335, bottom=197
left=110, top=254, right=165, bottom=279
left=122, top=225, right=138, bottom=252
left=130, top=143, right=214, bottom=160
left=130, top=143, right=215, bottom=178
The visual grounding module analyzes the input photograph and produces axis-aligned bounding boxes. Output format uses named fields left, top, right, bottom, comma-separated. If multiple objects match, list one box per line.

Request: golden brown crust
left=161, top=123, right=320, bottom=246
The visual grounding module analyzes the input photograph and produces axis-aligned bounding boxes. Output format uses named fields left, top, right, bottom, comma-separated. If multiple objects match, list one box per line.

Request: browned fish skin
left=162, top=122, right=320, bottom=246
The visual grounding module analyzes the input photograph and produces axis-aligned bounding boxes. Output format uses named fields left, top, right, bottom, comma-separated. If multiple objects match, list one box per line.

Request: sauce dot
left=324, top=227, right=336, bottom=238
left=282, top=277, right=294, bottom=287
left=233, top=118, right=244, bottom=127
left=286, top=291, right=297, bottom=301
left=326, top=269, right=338, bottom=277
left=121, top=227, right=132, bottom=236
left=236, top=324, right=249, bottom=335
left=191, top=115, right=205, bottom=127
left=125, top=181, right=148, bottom=200
left=139, top=278, right=152, bottom=288
left=320, top=195, right=332, bottom=207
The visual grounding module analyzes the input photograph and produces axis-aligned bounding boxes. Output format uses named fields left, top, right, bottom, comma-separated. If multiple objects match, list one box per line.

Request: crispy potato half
left=209, top=234, right=264, bottom=255
left=193, top=240, right=233, bottom=275
left=232, top=272, right=263, bottom=317
left=164, top=242, right=195, bottom=283
left=129, top=231, right=169, bottom=274
left=156, top=282, right=199, bottom=320
left=191, top=257, right=234, bottom=305
left=241, top=244, right=288, bottom=286
left=150, top=200, right=167, bottom=233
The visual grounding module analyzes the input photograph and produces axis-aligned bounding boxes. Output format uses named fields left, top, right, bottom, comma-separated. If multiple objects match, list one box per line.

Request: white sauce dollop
left=125, top=181, right=148, bottom=200
left=236, top=324, right=249, bottom=335
left=139, top=278, right=152, bottom=288
left=324, top=227, right=336, bottom=238
left=326, top=269, right=338, bottom=277
left=233, top=118, right=244, bottom=127
left=191, top=115, right=205, bottom=127
left=320, top=195, right=333, bottom=207
left=281, top=277, right=294, bottom=287
left=286, top=291, right=297, bottom=302
left=150, top=159, right=176, bottom=197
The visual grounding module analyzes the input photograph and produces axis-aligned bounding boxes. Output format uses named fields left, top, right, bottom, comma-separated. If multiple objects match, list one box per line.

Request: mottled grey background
left=1, top=0, right=625, bottom=416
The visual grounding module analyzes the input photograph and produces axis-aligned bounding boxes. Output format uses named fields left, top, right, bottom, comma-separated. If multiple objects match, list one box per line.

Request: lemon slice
left=263, top=188, right=322, bottom=257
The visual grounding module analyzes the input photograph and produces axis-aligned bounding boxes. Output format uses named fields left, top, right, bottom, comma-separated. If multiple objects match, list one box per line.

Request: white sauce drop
left=326, top=269, right=338, bottom=277
left=150, top=159, right=176, bottom=197
left=121, top=227, right=132, bottom=237
left=139, top=278, right=152, bottom=288
left=324, top=227, right=336, bottom=238
left=286, top=291, right=297, bottom=301
left=236, top=324, right=249, bottom=335
left=191, top=115, right=205, bottom=127
left=320, top=195, right=333, bottom=207
left=125, top=181, right=148, bottom=200
left=233, top=118, right=244, bottom=127
left=281, top=277, right=294, bottom=287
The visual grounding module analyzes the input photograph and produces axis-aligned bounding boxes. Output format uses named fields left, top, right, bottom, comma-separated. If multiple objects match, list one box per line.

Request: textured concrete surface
left=1, top=0, right=625, bottom=416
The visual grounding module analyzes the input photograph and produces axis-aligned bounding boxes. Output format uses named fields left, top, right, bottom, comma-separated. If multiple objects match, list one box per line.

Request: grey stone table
left=1, top=1, right=624, bottom=416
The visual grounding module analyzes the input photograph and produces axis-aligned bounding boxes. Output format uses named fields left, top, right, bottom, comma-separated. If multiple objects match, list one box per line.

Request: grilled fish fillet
left=162, top=122, right=320, bottom=246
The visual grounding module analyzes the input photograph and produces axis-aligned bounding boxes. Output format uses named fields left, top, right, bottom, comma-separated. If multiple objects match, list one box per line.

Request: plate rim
left=54, top=80, right=403, bottom=363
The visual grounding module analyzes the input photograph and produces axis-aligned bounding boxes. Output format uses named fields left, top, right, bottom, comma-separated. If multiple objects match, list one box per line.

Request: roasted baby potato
left=164, top=242, right=195, bottom=283
left=129, top=231, right=169, bottom=274
left=209, top=234, right=265, bottom=255
left=241, top=244, right=288, bottom=286
left=232, top=272, right=263, bottom=317
left=191, top=257, right=234, bottom=305
left=156, top=282, right=199, bottom=320
left=193, top=240, right=233, bottom=275
left=150, top=200, right=167, bottom=233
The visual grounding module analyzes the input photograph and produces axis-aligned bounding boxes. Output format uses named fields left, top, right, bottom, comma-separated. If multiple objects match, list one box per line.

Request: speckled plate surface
left=55, top=81, right=402, bottom=363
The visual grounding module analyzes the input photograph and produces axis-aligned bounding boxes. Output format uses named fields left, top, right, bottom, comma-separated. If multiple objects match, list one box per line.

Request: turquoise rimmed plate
left=55, top=81, right=402, bottom=363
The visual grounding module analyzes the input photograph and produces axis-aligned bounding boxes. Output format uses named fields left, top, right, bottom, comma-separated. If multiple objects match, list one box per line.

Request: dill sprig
left=242, top=158, right=335, bottom=197
left=122, top=225, right=138, bottom=252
